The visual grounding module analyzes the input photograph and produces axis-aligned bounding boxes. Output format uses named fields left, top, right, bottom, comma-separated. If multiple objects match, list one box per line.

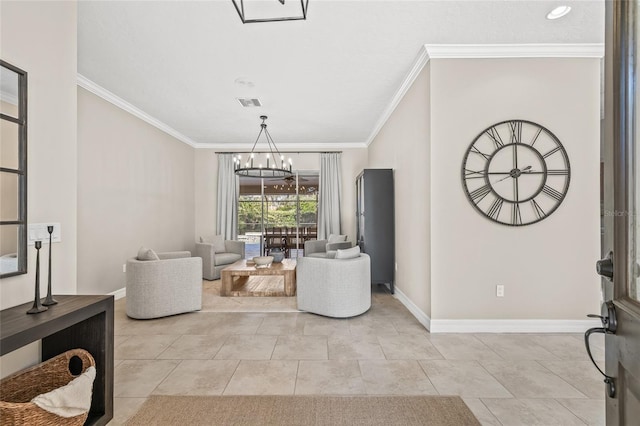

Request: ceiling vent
left=237, top=98, right=262, bottom=107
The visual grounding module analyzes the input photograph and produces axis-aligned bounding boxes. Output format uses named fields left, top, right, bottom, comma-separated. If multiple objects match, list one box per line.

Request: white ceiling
left=78, top=0, right=604, bottom=149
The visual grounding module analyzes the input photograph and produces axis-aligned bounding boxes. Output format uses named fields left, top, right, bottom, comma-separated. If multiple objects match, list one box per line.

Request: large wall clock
left=462, top=119, right=570, bottom=226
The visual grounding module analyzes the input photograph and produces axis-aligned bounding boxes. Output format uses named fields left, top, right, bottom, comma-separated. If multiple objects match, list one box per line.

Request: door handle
left=596, top=251, right=614, bottom=280
left=584, top=300, right=617, bottom=398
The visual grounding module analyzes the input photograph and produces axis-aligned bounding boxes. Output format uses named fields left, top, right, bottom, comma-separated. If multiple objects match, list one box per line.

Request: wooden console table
left=0, top=295, right=114, bottom=425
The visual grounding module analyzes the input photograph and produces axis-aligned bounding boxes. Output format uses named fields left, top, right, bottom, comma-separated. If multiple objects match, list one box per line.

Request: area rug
left=200, top=279, right=299, bottom=313
left=126, top=395, right=480, bottom=426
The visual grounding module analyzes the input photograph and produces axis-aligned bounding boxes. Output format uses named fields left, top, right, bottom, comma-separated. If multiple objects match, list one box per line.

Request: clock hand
left=493, top=166, right=533, bottom=183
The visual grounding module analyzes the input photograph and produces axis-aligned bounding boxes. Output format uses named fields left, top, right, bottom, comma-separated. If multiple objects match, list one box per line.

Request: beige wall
left=368, top=57, right=601, bottom=322
left=194, top=150, right=218, bottom=240
left=368, top=64, right=432, bottom=316
left=77, top=88, right=195, bottom=294
left=0, top=0, right=78, bottom=376
left=194, top=149, right=367, bottom=243
left=430, top=58, right=601, bottom=320
left=0, top=0, right=78, bottom=307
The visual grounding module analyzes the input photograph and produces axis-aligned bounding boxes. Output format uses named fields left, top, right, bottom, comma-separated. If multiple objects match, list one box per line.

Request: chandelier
left=234, top=116, right=293, bottom=178
left=231, top=0, right=309, bottom=24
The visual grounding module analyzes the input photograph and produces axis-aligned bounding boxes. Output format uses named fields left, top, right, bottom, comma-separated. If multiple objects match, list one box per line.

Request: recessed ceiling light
left=547, top=5, right=571, bottom=20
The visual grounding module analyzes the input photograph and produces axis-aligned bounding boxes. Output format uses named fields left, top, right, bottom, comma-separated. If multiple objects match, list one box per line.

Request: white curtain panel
left=216, top=153, right=239, bottom=240
left=318, top=152, right=342, bottom=240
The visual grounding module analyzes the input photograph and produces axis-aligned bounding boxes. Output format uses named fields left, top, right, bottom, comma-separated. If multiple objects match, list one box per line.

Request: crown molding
left=81, top=42, right=603, bottom=152
left=77, top=74, right=199, bottom=148
left=365, top=45, right=431, bottom=147
left=194, top=141, right=368, bottom=150
left=365, top=43, right=604, bottom=147
left=425, top=43, right=604, bottom=59
left=78, top=74, right=368, bottom=150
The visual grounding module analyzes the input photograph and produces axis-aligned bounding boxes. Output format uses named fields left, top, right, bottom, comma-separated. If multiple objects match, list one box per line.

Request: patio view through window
left=238, top=173, right=319, bottom=259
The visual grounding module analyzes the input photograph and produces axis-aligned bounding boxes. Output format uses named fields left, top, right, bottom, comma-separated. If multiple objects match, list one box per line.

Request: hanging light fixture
left=234, top=116, right=293, bottom=178
left=231, top=0, right=309, bottom=24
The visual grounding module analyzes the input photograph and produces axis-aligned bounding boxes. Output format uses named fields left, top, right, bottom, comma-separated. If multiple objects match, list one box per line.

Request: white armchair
left=296, top=253, right=371, bottom=318
left=126, top=251, right=202, bottom=319
left=304, top=239, right=353, bottom=258
left=196, top=240, right=245, bottom=280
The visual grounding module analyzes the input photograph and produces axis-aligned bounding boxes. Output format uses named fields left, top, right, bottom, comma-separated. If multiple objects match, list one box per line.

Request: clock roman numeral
left=509, top=121, right=522, bottom=144
left=487, top=198, right=503, bottom=220
left=464, top=169, right=487, bottom=180
left=470, top=146, right=490, bottom=160
left=542, top=185, right=564, bottom=201
left=511, top=203, right=522, bottom=225
left=543, top=146, right=562, bottom=158
left=529, top=127, right=542, bottom=146
left=469, top=185, right=491, bottom=202
left=547, top=169, right=569, bottom=176
left=531, top=199, right=546, bottom=219
left=485, top=128, right=504, bottom=149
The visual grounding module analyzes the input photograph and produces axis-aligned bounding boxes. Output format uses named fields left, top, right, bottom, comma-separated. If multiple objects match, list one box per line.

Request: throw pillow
left=335, top=246, right=361, bottom=259
left=137, top=246, right=160, bottom=261
left=328, top=234, right=347, bottom=244
left=200, top=235, right=226, bottom=253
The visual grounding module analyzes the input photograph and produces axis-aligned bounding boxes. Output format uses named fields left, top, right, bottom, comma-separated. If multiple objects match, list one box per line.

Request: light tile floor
left=110, top=286, right=605, bottom=425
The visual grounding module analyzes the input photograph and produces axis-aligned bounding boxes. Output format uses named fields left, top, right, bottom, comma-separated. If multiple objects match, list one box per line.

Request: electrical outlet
left=122, top=264, right=126, bottom=273
left=496, top=285, right=504, bottom=297
left=28, top=223, right=61, bottom=245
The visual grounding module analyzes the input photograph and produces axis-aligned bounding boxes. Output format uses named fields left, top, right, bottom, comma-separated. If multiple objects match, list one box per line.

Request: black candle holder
left=27, top=241, right=48, bottom=314
left=43, top=226, right=57, bottom=306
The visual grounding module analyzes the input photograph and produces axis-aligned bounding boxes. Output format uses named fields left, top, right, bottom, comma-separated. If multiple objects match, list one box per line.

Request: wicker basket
left=0, top=348, right=95, bottom=426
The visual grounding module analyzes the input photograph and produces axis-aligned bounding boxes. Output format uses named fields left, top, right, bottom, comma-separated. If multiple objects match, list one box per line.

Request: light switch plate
left=28, top=223, right=61, bottom=245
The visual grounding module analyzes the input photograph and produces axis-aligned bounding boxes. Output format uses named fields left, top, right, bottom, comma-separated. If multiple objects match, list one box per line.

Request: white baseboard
left=392, top=287, right=600, bottom=333
left=393, top=287, right=432, bottom=331
left=108, top=287, right=126, bottom=300
left=429, top=319, right=601, bottom=333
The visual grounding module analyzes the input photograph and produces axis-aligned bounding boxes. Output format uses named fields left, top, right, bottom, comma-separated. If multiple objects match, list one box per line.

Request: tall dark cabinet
left=356, top=169, right=395, bottom=293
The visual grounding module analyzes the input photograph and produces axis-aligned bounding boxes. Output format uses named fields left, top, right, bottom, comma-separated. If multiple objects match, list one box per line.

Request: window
left=238, top=173, right=318, bottom=259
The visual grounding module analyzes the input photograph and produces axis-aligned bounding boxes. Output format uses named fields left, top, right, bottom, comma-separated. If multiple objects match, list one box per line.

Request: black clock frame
left=461, top=119, right=571, bottom=226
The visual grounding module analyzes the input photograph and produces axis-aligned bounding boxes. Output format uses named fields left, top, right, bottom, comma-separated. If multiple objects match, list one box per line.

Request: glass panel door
left=238, top=172, right=318, bottom=259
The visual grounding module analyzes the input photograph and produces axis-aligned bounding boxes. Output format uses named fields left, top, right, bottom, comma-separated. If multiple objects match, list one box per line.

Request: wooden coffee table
left=220, top=259, right=297, bottom=297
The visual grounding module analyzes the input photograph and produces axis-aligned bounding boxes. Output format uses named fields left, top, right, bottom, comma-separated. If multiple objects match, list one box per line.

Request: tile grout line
left=475, top=360, right=516, bottom=399
left=210, top=334, right=232, bottom=360
left=293, top=360, right=301, bottom=395
left=147, top=359, right=183, bottom=398
left=531, top=359, right=591, bottom=399
left=220, top=359, right=243, bottom=396
left=415, top=358, right=442, bottom=396
left=476, top=397, right=506, bottom=426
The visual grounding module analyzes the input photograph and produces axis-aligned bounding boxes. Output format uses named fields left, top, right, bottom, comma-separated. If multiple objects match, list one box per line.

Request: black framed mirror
left=1, top=60, right=27, bottom=278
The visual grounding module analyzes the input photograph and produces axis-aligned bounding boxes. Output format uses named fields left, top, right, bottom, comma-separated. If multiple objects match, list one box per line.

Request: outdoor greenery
left=238, top=194, right=318, bottom=235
